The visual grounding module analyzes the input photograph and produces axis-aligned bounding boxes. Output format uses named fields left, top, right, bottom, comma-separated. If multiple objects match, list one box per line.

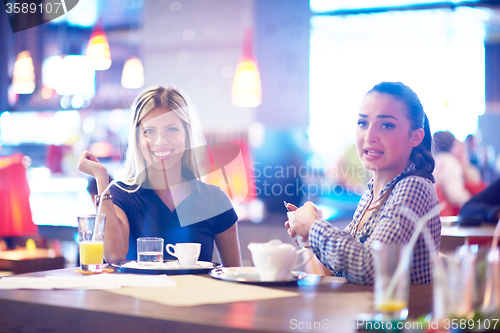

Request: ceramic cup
left=286, top=209, right=322, bottom=247
left=166, top=243, right=201, bottom=266
left=248, top=239, right=312, bottom=281
left=287, top=212, right=308, bottom=247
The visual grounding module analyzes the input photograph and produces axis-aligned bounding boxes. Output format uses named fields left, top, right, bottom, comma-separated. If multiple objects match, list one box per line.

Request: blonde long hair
left=120, top=86, right=206, bottom=189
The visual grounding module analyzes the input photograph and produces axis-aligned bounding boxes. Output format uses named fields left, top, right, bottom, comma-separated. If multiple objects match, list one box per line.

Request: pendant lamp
left=231, top=28, right=261, bottom=108
left=121, top=56, right=144, bottom=89
left=86, top=28, right=111, bottom=71
left=12, top=51, right=35, bottom=94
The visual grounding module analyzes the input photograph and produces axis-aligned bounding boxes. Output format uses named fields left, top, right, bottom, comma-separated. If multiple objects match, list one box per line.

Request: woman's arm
left=293, top=177, right=439, bottom=284
left=102, top=204, right=130, bottom=262
left=77, top=151, right=130, bottom=262
left=214, top=223, right=241, bottom=267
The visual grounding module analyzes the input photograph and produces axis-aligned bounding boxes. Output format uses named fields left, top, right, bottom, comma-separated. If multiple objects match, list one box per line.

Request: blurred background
left=1, top=0, right=500, bottom=268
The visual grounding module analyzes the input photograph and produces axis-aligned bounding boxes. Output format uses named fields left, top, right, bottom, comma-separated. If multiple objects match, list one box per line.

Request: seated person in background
left=459, top=178, right=500, bottom=225
left=465, top=134, right=481, bottom=169
left=78, top=86, right=241, bottom=266
left=286, top=82, right=441, bottom=284
left=433, top=131, right=485, bottom=216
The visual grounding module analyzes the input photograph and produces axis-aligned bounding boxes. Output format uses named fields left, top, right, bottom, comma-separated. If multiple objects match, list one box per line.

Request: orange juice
left=79, top=241, right=104, bottom=265
left=376, top=300, right=407, bottom=312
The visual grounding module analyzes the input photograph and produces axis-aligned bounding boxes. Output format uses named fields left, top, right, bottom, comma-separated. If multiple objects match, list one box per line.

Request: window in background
left=310, top=0, right=469, bottom=13
left=0, top=109, right=129, bottom=226
left=309, top=7, right=486, bottom=167
left=0, top=111, right=80, bottom=146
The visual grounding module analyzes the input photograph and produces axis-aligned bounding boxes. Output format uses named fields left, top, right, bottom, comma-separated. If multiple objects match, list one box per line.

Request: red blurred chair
left=466, top=236, right=493, bottom=248
left=436, top=181, right=487, bottom=217
left=0, top=154, right=38, bottom=239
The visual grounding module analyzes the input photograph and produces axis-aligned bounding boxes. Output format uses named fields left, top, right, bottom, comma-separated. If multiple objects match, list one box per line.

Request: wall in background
left=141, top=0, right=252, bottom=133
left=140, top=0, right=311, bottom=133
left=254, top=0, right=310, bottom=129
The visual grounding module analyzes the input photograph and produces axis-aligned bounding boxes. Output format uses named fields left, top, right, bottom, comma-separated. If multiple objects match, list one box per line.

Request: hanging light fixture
left=231, top=28, right=261, bottom=108
left=121, top=56, right=144, bottom=89
left=12, top=51, right=35, bottom=94
left=86, top=28, right=111, bottom=70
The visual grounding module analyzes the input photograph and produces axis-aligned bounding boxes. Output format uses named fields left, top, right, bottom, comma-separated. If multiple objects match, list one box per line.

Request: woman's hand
left=77, top=150, right=108, bottom=179
left=285, top=201, right=321, bottom=239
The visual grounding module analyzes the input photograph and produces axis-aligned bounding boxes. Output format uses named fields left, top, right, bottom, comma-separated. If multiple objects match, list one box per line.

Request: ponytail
left=410, top=114, right=435, bottom=183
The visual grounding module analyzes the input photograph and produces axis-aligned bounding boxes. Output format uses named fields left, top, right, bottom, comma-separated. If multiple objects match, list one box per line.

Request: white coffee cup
left=248, top=239, right=312, bottom=281
left=166, top=243, right=201, bottom=266
left=287, top=212, right=309, bottom=247
left=287, top=209, right=322, bottom=247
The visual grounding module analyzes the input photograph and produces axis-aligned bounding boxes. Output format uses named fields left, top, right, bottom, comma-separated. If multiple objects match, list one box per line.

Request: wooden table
left=0, top=267, right=433, bottom=333
left=440, top=224, right=496, bottom=252
left=0, top=249, right=65, bottom=274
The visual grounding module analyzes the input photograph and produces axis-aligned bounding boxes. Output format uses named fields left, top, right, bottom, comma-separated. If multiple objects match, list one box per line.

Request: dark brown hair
left=367, top=82, right=435, bottom=215
left=368, top=82, right=435, bottom=183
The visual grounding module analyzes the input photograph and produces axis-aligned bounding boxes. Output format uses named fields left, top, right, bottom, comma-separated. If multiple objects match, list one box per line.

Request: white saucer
left=209, top=267, right=307, bottom=285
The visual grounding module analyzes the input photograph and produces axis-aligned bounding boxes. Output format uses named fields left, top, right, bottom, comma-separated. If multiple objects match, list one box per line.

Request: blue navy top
left=110, top=169, right=238, bottom=262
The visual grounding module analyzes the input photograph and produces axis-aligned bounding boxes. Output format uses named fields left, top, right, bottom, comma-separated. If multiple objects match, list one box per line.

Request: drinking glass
left=433, top=245, right=478, bottom=319
left=372, top=241, right=411, bottom=320
left=77, top=214, right=106, bottom=273
left=137, top=237, right=164, bottom=267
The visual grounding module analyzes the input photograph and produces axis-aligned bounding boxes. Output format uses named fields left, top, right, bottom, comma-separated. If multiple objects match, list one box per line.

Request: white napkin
left=0, top=274, right=177, bottom=290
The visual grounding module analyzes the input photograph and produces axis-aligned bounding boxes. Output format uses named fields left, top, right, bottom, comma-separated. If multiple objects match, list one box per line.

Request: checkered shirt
left=309, top=164, right=441, bottom=284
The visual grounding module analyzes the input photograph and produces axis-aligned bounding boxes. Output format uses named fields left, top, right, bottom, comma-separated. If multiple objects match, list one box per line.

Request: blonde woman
left=78, top=86, right=241, bottom=266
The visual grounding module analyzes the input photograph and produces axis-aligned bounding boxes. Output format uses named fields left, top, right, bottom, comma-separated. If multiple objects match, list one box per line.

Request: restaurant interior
left=1, top=0, right=500, bottom=269
left=1, top=0, right=500, bottom=331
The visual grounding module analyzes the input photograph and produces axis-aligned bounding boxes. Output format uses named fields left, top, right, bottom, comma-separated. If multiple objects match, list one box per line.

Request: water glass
left=137, top=237, right=164, bottom=267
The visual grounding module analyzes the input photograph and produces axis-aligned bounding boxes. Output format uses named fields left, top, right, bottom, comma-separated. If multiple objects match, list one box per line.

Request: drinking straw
left=400, top=206, right=446, bottom=286
left=92, top=180, right=116, bottom=241
left=382, top=204, right=441, bottom=302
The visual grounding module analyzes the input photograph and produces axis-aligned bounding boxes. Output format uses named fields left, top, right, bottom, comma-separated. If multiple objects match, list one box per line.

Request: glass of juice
left=77, top=214, right=106, bottom=272
left=372, top=241, right=411, bottom=321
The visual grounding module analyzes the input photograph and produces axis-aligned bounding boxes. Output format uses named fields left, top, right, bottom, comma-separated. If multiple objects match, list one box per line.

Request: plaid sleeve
left=309, top=220, right=373, bottom=283
left=309, top=176, right=440, bottom=284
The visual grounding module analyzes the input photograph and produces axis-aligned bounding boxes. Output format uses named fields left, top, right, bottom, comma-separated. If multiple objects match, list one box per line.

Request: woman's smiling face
left=356, top=92, right=423, bottom=182
left=139, top=107, right=186, bottom=172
